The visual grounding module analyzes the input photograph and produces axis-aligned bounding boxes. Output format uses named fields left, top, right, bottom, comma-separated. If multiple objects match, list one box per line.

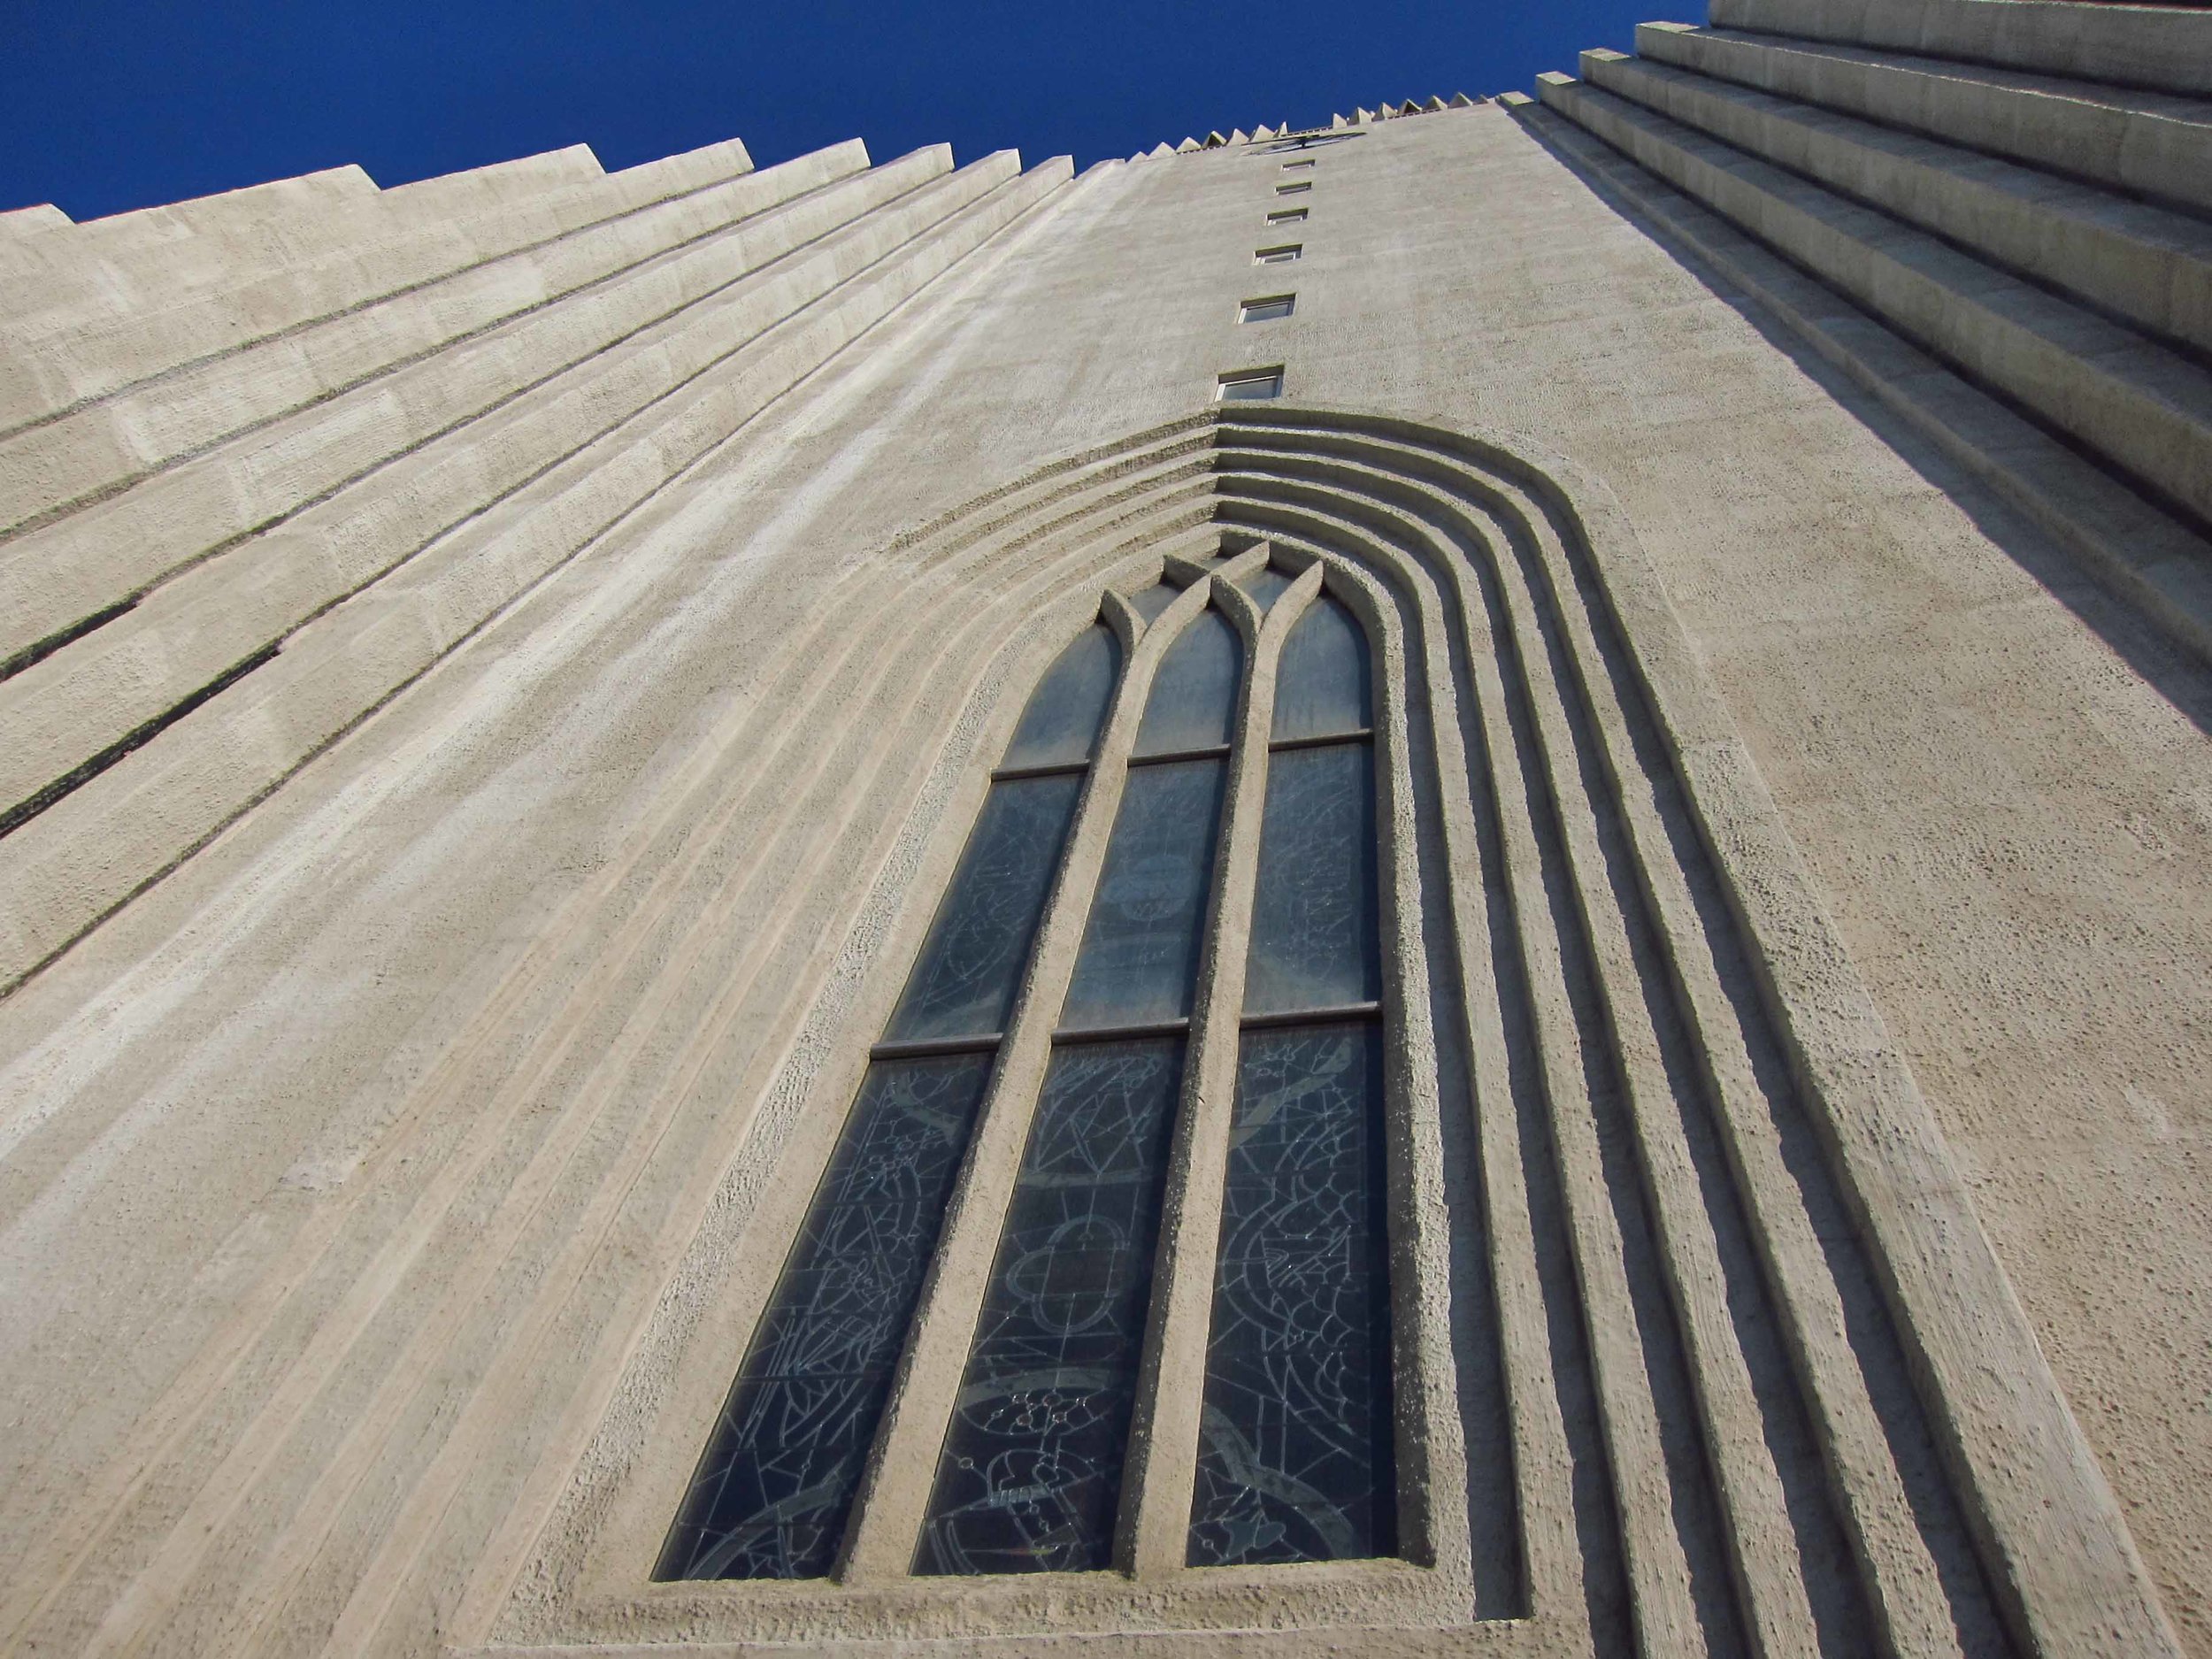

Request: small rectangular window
left=1276, top=180, right=1312, bottom=196
left=1282, top=158, right=1317, bottom=170
left=1266, top=207, right=1307, bottom=226
left=1217, top=367, right=1284, bottom=401
left=1254, top=243, right=1302, bottom=265
left=1240, top=295, right=1295, bottom=323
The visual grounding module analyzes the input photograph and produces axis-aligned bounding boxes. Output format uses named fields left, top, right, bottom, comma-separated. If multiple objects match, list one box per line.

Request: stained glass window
left=1190, top=1025, right=1394, bottom=1565
left=916, top=1038, right=1184, bottom=1574
left=663, top=619, right=1118, bottom=1581
left=661, top=1053, right=992, bottom=1579
left=1189, top=591, right=1393, bottom=1567
left=1001, top=624, right=1119, bottom=772
left=1059, top=757, right=1227, bottom=1030
left=668, top=572, right=1396, bottom=1586
left=1133, top=609, right=1240, bottom=757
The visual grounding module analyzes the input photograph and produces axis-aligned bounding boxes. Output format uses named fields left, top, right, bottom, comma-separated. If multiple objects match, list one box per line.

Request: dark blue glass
left=1134, top=610, right=1240, bottom=757
left=1238, top=565, right=1296, bottom=612
left=1128, top=582, right=1181, bottom=624
left=1001, top=625, right=1119, bottom=772
left=1271, top=597, right=1371, bottom=742
left=1243, top=742, right=1381, bottom=1017
left=887, top=775, right=1083, bottom=1043
left=664, top=1053, right=993, bottom=1579
left=1189, top=1023, right=1394, bottom=1566
left=918, top=1038, right=1185, bottom=1575
left=1058, top=758, right=1227, bottom=1030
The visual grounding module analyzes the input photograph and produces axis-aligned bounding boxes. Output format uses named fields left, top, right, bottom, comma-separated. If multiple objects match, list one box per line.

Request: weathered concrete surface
left=0, top=58, right=2207, bottom=1659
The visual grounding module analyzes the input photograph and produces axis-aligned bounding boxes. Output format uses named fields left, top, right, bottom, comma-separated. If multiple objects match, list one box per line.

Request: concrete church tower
left=1, top=0, right=2208, bottom=1654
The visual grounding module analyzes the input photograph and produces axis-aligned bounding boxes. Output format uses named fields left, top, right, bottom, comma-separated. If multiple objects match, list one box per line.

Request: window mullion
left=1118, top=555, right=1328, bottom=1577
left=835, top=581, right=1208, bottom=1584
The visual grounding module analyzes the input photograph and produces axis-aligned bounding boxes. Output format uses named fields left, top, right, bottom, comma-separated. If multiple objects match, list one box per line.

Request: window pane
left=887, top=774, right=1083, bottom=1043
left=1134, top=609, right=1240, bottom=757
left=918, top=1037, right=1185, bottom=1575
left=1189, top=1023, right=1394, bottom=1566
left=1237, top=565, right=1295, bottom=612
left=1243, top=741, right=1380, bottom=1016
left=1059, top=757, right=1226, bottom=1030
left=663, top=1053, right=993, bottom=1579
left=1271, top=596, right=1371, bottom=741
left=1000, top=624, right=1119, bottom=771
left=1128, top=581, right=1180, bottom=624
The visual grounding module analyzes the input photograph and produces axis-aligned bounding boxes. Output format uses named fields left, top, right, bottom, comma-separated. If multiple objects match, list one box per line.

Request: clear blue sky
left=1, top=0, right=1660, bottom=221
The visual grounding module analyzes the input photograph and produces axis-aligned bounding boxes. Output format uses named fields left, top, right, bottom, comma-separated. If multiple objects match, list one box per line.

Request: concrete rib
left=0, top=151, right=992, bottom=829
left=1635, top=24, right=2212, bottom=219
left=1534, top=76, right=2212, bottom=529
left=0, top=157, right=1072, bottom=995
left=1579, top=49, right=2212, bottom=356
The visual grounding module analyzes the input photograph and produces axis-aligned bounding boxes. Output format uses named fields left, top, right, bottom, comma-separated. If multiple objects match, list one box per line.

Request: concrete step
left=1579, top=49, right=2212, bottom=354
left=1635, top=23, right=2212, bottom=219
left=1505, top=88, right=2212, bottom=668
left=0, top=154, right=1077, bottom=993
left=0, top=152, right=1020, bottom=836
left=0, top=137, right=762, bottom=428
left=0, top=143, right=903, bottom=672
left=1534, top=73, right=2212, bottom=534
left=0, top=142, right=870, bottom=555
left=1709, top=0, right=2212, bottom=101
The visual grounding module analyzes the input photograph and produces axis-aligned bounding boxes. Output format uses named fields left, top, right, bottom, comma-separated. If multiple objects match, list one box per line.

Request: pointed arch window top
left=668, top=552, right=1394, bottom=1585
left=1000, top=623, right=1120, bottom=772
left=1134, top=609, right=1240, bottom=757
left=1271, top=595, right=1371, bottom=741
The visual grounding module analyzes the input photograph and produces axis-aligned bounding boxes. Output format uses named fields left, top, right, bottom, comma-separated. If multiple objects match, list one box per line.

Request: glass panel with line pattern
left=1001, top=623, right=1120, bottom=771
left=886, top=775, right=1082, bottom=1043
left=1134, top=607, right=1240, bottom=757
left=1058, top=757, right=1227, bottom=1031
left=1242, top=741, right=1379, bottom=1017
left=916, top=1036, right=1185, bottom=1575
left=1271, top=595, right=1370, bottom=742
left=1189, top=1022, right=1394, bottom=1565
left=661, top=1053, right=993, bottom=1579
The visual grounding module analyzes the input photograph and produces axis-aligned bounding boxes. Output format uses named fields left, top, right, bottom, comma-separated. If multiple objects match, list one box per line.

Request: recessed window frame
left=1281, top=157, right=1317, bottom=171
left=1252, top=242, right=1302, bottom=265
left=624, top=540, right=1464, bottom=1638
left=1238, top=295, right=1296, bottom=324
left=1275, top=180, right=1312, bottom=196
left=1265, top=207, right=1307, bottom=227
left=1216, top=366, right=1285, bottom=401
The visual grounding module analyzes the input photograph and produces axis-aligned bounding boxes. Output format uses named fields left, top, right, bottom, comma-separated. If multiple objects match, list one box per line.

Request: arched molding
left=493, top=406, right=2176, bottom=1659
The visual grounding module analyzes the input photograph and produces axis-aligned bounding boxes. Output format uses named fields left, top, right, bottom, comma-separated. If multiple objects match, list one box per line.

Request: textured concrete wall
left=1, top=12, right=2208, bottom=1653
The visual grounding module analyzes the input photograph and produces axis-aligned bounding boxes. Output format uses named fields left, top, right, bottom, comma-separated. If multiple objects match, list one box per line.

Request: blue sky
left=2, top=0, right=1660, bottom=221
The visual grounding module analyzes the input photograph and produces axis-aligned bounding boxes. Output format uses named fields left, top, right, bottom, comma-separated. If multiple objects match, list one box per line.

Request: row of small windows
left=663, top=564, right=1394, bottom=1581
left=1225, top=154, right=1324, bottom=398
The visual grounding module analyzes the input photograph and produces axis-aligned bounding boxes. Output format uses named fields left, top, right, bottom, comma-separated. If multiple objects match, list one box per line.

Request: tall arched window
left=661, top=557, right=1394, bottom=1583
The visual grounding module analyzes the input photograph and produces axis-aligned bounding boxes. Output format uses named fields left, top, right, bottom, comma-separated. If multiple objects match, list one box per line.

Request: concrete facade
left=1, top=1, right=2208, bottom=1654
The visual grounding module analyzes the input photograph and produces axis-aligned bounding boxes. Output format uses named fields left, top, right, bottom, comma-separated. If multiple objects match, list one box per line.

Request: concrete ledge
left=1710, top=0, right=2212, bottom=100
left=0, top=143, right=874, bottom=547
left=1580, top=48, right=2212, bottom=354
left=1636, top=23, right=2212, bottom=218
left=1533, top=73, right=2212, bottom=532
left=1509, top=91, right=2212, bottom=669
left=0, top=157, right=1075, bottom=994
left=0, top=137, right=765, bottom=428
left=0, top=149, right=925, bottom=662
left=0, top=152, right=1018, bottom=840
